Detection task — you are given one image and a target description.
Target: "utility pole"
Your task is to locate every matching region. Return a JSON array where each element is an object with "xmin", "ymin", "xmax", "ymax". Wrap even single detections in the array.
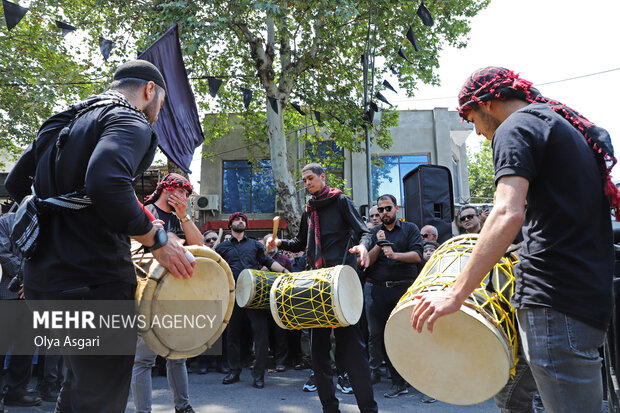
[{"xmin": 362, "ymin": 8, "xmax": 376, "ymax": 211}]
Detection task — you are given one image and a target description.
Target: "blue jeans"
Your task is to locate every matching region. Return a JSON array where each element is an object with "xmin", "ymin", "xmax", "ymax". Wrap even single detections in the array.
[
  {"xmin": 131, "ymin": 338, "xmax": 189, "ymax": 412},
  {"xmin": 517, "ymin": 307, "xmax": 605, "ymax": 413}
]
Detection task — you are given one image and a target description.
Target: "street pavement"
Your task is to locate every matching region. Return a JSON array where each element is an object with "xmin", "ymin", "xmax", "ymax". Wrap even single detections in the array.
[{"xmin": 16, "ymin": 366, "xmax": 499, "ymax": 412}]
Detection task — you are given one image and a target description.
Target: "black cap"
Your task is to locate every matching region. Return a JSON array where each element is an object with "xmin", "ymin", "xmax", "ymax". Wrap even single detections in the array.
[{"xmin": 113, "ymin": 60, "xmax": 166, "ymax": 91}]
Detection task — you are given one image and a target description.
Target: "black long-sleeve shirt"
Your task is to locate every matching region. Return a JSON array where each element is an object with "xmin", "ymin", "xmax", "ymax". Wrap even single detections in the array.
[
  {"xmin": 215, "ymin": 235, "xmax": 275, "ymax": 279},
  {"xmin": 366, "ymin": 220, "xmax": 423, "ymax": 282},
  {"xmin": 280, "ymin": 193, "xmax": 371, "ymax": 269},
  {"xmin": 6, "ymin": 95, "xmax": 158, "ymax": 292}
]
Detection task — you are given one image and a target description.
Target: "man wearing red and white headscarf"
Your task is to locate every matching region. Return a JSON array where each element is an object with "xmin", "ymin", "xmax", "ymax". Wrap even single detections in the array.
[
  {"xmin": 411, "ymin": 67, "xmax": 615, "ymax": 413},
  {"xmin": 142, "ymin": 173, "xmax": 202, "ymax": 245},
  {"xmin": 133, "ymin": 173, "xmax": 203, "ymax": 413}
]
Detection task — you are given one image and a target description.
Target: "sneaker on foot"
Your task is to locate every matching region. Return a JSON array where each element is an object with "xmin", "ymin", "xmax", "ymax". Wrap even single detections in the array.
[
  {"xmin": 302, "ymin": 371, "xmax": 317, "ymax": 392},
  {"xmin": 384, "ymin": 384, "xmax": 408, "ymax": 398},
  {"xmin": 175, "ymin": 405, "xmax": 195, "ymax": 413},
  {"xmin": 337, "ymin": 373, "xmax": 353, "ymax": 394}
]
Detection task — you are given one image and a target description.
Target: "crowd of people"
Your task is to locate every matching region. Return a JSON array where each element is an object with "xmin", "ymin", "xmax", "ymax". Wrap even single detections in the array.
[{"xmin": 0, "ymin": 60, "xmax": 614, "ymax": 413}]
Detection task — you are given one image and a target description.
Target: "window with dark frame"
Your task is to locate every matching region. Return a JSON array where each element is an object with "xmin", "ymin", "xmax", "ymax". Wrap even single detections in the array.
[
  {"xmin": 222, "ymin": 160, "xmax": 276, "ymax": 213},
  {"xmin": 371, "ymin": 155, "xmax": 430, "ymax": 205}
]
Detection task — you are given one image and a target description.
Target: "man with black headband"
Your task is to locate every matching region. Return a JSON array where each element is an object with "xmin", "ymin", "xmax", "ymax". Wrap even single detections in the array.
[
  {"xmin": 267, "ymin": 163, "xmax": 377, "ymax": 413},
  {"xmin": 5, "ymin": 59, "xmax": 195, "ymax": 412},
  {"xmin": 215, "ymin": 212, "xmax": 288, "ymax": 389},
  {"xmin": 411, "ymin": 66, "xmax": 615, "ymax": 413}
]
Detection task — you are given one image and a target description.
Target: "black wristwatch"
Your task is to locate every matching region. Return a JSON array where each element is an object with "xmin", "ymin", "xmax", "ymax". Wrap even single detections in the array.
[{"xmin": 149, "ymin": 228, "xmax": 168, "ymax": 251}]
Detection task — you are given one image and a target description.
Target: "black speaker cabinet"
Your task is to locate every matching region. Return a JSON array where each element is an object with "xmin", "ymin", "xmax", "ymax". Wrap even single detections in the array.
[{"xmin": 402, "ymin": 165, "xmax": 454, "ymax": 243}]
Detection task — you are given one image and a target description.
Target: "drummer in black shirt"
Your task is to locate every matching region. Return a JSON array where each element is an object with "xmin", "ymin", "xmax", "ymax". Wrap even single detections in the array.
[
  {"xmin": 268, "ymin": 163, "xmax": 378, "ymax": 413},
  {"xmin": 216, "ymin": 212, "xmax": 287, "ymax": 389},
  {"xmin": 365, "ymin": 194, "xmax": 423, "ymax": 397}
]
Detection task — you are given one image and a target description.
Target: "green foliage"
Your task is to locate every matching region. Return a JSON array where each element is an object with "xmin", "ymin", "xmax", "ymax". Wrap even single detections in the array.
[
  {"xmin": 0, "ymin": 0, "xmax": 490, "ymax": 213},
  {"xmin": 467, "ymin": 138, "xmax": 495, "ymax": 203}
]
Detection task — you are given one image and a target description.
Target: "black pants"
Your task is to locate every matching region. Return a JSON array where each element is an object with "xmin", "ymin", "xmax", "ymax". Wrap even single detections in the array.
[
  {"xmin": 25, "ymin": 282, "xmax": 136, "ymax": 413},
  {"xmin": 365, "ymin": 283, "xmax": 409, "ymax": 386},
  {"xmin": 0, "ymin": 298, "xmax": 36, "ymax": 401},
  {"xmin": 226, "ymin": 304, "xmax": 269, "ymax": 378},
  {"xmin": 311, "ymin": 324, "xmax": 377, "ymax": 413}
]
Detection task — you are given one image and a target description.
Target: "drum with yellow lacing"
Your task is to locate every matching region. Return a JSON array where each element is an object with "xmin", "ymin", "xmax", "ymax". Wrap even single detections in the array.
[
  {"xmin": 236, "ymin": 269, "xmax": 281, "ymax": 309},
  {"xmin": 384, "ymin": 234, "xmax": 518, "ymax": 405},
  {"xmin": 269, "ymin": 265, "xmax": 363, "ymax": 330},
  {"xmin": 134, "ymin": 245, "xmax": 235, "ymax": 359}
]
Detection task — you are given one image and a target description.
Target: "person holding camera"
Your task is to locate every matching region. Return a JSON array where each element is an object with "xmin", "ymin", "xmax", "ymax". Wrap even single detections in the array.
[{"xmin": 0, "ymin": 213, "xmax": 42, "ymax": 408}]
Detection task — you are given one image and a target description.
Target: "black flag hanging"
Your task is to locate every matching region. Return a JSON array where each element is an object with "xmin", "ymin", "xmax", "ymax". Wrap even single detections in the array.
[
  {"xmin": 55, "ymin": 20, "xmax": 76, "ymax": 37},
  {"xmin": 3, "ymin": 0, "xmax": 28, "ymax": 31},
  {"xmin": 417, "ymin": 2, "xmax": 434, "ymax": 27},
  {"xmin": 382, "ymin": 80, "xmax": 397, "ymax": 93},
  {"xmin": 389, "ymin": 65, "xmax": 399, "ymax": 76},
  {"xmin": 406, "ymin": 27, "xmax": 420, "ymax": 52},
  {"xmin": 138, "ymin": 24, "xmax": 204, "ymax": 174},
  {"xmin": 268, "ymin": 96, "xmax": 279, "ymax": 114},
  {"xmin": 398, "ymin": 47, "xmax": 411, "ymax": 63},
  {"xmin": 99, "ymin": 37, "xmax": 116, "ymax": 62},
  {"xmin": 314, "ymin": 110, "xmax": 322, "ymax": 125},
  {"xmin": 376, "ymin": 92, "xmax": 393, "ymax": 107},
  {"xmin": 207, "ymin": 77, "xmax": 223, "ymax": 98},
  {"xmin": 291, "ymin": 102, "xmax": 306, "ymax": 116},
  {"xmin": 241, "ymin": 88, "xmax": 253, "ymax": 109}
]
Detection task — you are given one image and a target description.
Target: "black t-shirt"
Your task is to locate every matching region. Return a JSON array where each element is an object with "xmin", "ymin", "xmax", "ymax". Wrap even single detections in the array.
[
  {"xmin": 146, "ymin": 204, "xmax": 184, "ymax": 240},
  {"xmin": 493, "ymin": 103, "xmax": 614, "ymax": 330},
  {"xmin": 366, "ymin": 220, "xmax": 423, "ymax": 282}
]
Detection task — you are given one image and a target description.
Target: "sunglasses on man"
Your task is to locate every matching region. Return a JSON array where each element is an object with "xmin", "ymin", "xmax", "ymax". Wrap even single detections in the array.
[
  {"xmin": 459, "ymin": 214, "xmax": 477, "ymax": 222},
  {"xmin": 377, "ymin": 205, "xmax": 394, "ymax": 213},
  {"xmin": 205, "ymin": 236, "xmax": 218, "ymax": 242}
]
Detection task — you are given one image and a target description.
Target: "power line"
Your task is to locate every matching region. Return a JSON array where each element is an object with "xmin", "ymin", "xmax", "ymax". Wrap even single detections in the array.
[{"xmin": 392, "ymin": 67, "xmax": 620, "ymax": 104}]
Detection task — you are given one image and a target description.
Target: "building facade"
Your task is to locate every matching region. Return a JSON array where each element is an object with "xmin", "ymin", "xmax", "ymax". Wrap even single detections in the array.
[{"xmin": 197, "ymin": 108, "xmax": 472, "ymax": 235}]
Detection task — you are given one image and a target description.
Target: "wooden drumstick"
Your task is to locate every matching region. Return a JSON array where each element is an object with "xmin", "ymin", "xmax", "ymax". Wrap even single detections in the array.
[{"xmin": 266, "ymin": 216, "xmax": 280, "ymax": 255}]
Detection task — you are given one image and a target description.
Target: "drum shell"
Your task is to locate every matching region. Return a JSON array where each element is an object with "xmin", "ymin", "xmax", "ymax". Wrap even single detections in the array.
[
  {"xmin": 269, "ymin": 265, "xmax": 363, "ymax": 330},
  {"xmin": 236, "ymin": 269, "xmax": 281, "ymax": 309},
  {"xmin": 384, "ymin": 234, "xmax": 517, "ymax": 405},
  {"xmin": 134, "ymin": 245, "xmax": 235, "ymax": 359}
]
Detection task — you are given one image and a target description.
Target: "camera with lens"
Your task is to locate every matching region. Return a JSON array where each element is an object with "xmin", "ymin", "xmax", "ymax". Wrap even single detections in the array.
[{"xmin": 8, "ymin": 273, "xmax": 23, "ymax": 293}]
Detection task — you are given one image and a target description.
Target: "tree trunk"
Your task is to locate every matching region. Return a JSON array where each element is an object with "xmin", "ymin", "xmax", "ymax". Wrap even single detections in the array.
[
  {"xmin": 167, "ymin": 158, "xmax": 189, "ymax": 179},
  {"xmin": 266, "ymin": 98, "xmax": 301, "ymax": 236}
]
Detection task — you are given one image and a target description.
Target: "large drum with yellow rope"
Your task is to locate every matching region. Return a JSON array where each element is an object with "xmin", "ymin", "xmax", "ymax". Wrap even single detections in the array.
[
  {"xmin": 269, "ymin": 265, "xmax": 363, "ymax": 330},
  {"xmin": 384, "ymin": 234, "xmax": 518, "ymax": 405},
  {"xmin": 236, "ymin": 269, "xmax": 281, "ymax": 309},
  {"xmin": 134, "ymin": 245, "xmax": 235, "ymax": 359}
]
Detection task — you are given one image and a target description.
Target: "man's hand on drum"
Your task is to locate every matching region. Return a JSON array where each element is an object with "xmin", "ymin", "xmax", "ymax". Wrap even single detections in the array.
[
  {"xmin": 350, "ymin": 244, "xmax": 369, "ymax": 268},
  {"xmin": 151, "ymin": 233, "xmax": 196, "ymax": 279},
  {"xmin": 410, "ymin": 291, "xmax": 462, "ymax": 333}
]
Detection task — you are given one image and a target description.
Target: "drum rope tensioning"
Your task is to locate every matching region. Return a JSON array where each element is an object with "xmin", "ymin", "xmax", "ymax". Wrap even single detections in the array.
[{"xmin": 384, "ymin": 234, "xmax": 519, "ymax": 405}]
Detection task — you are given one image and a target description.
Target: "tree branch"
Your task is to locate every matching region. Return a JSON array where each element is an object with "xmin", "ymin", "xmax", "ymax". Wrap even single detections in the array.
[{"xmin": 234, "ymin": 21, "xmax": 277, "ymax": 95}]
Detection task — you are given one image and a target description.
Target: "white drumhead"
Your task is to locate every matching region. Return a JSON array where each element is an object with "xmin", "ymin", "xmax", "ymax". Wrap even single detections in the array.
[
  {"xmin": 235, "ymin": 269, "xmax": 255, "ymax": 308},
  {"xmin": 384, "ymin": 300, "xmax": 511, "ymax": 405},
  {"xmin": 152, "ymin": 256, "xmax": 231, "ymax": 352},
  {"xmin": 332, "ymin": 265, "xmax": 363, "ymax": 326}
]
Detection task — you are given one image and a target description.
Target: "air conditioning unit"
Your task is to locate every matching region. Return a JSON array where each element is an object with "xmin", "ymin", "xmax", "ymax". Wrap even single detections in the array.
[{"xmin": 195, "ymin": 194, "xmax": 220, "ymax": 211}]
